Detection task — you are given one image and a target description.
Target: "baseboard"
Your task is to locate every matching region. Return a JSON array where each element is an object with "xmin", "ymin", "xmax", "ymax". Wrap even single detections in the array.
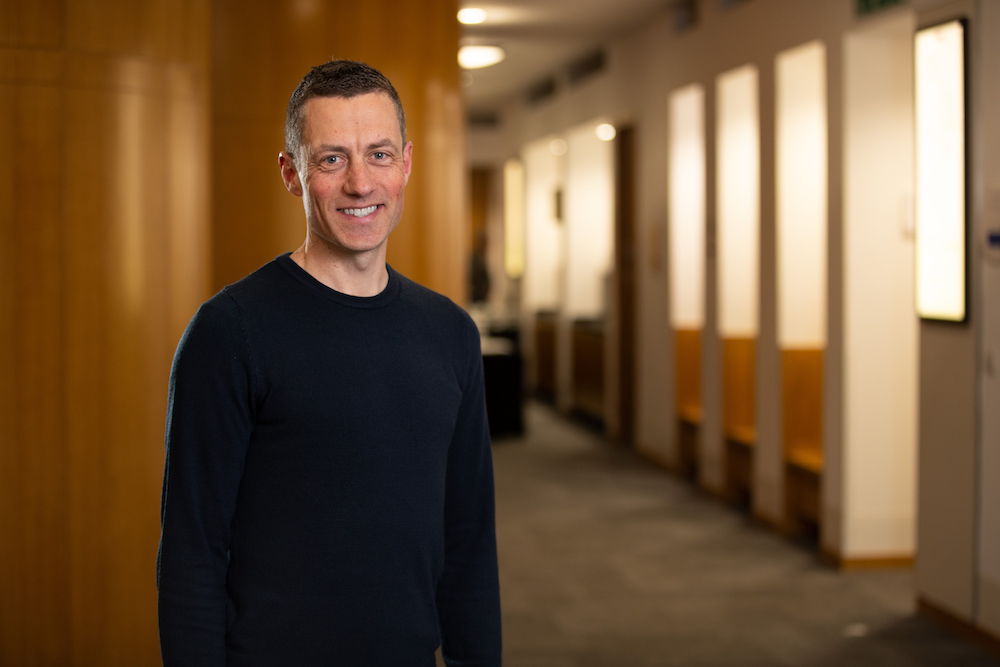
[
  {"xmin": 699, "ymin": 480, "xmax": 728, "ymax": 502},
  {"xmin": 636, "ymin": 445, "xmax": 677, "ymax": 473},
  {"xmin": 918, "ymin": 597, "xmax": 1000, "ymax": 658},
  {"xmin": 820, "ymin": 549, "xmax": 914, "ymax": 571},
  {"xmin": 750, "ymin": 510, "xmax": 787, "ymax": 535}
]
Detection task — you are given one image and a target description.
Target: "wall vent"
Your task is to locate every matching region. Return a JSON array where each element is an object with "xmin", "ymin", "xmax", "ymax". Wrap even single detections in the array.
[
  {"xmin": 567, "ymin": 50, "xmax": 606, "ymax": 85},
  {"xmin": 526, "ymin": 77, "xmax": 558, "ymax": 105}
]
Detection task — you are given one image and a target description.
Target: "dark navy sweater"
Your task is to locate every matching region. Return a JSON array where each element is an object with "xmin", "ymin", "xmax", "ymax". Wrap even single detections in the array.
[{"xmin": 157, "ymin": 255, "xmax": 502, "ymax": 666}]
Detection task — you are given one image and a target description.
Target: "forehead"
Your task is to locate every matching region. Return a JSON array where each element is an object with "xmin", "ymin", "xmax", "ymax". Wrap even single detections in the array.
[{"xmin": 300, "ymin": 92, "xmax": 401, "ymax": 146}]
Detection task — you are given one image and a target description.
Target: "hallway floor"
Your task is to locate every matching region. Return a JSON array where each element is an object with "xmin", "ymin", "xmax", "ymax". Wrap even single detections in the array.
[{"xmin": 489, "ymin": 402, "xmax": 1000, "ymax": 667}]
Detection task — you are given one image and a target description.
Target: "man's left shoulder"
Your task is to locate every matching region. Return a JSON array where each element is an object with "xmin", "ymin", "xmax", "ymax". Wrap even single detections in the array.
[{"xmin": 393, "ymin": 269, "xmax": 477, "ymax": 333}]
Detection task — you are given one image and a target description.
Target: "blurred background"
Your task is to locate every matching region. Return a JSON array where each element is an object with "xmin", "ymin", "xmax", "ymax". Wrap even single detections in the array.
[{"xmin": 1, "ymin": 0, "xmax": 999, "ymax": 664}]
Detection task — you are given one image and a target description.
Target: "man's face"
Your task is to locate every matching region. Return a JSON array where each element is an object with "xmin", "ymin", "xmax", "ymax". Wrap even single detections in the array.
[{"xmin": 282, "ymin": 93, "xmax": 412, "ymax": 257}]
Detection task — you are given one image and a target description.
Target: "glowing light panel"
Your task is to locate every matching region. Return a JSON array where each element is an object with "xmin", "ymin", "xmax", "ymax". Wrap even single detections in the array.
[
  {"xmin": 668, "ymin": 84, "xmax": 706, "ymax": 329},
  {"xmin": 716, "ymin": 65, "xmax": 760, "ymax": 337},
  {"xmin": 458, "ymin": 7, "xmax": 486, "ymax": 24},
  {"xmin": 458, "ymin": 45, "xmax": 505, "ymax": 69},
  {"xmin": 503, "ymin": 158, "xmax": 525, "ymax": 279},
  {"xmin": 776, "ymin": 41, "xmax": 828, "ymax": 349},
  {"xmin": 915, "ymin": 21, "xmax": 965, "ymax": 321}
]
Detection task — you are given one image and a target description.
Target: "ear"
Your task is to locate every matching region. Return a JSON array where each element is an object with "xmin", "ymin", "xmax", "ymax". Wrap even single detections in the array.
[
  {"xmin": 402, "ymin": 141, "xmax": 413, "ymax": 186},
  {"xmin": 278, "ymin": 152, "xmax": 303, "ymax": 197}
]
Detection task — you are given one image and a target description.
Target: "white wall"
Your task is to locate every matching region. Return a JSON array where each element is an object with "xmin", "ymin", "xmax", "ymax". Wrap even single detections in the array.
[
  {"xmin": 776, "ymin": 41, "xmax": 828, "ymax": 350},
  {"xmin": 716, "ymin": 65, "xmax": 760, "ymax": 338},
  {"xmin": 522, "ymin": 137, "xmax": 564, "ymax": 312},
  {"xmin": 977, "ymin": 0, "xmax": 1000, "ymax": 639},
  {"xmin": 668, "ymin": 84, "xmax": 706, "ymax": 330},
  {"xmin": 841, "ymin": 11, "xmax": 918, "ymax": 559},
  {"xmin": 914, "ymin": 0, "xmax": 979, "ymax": 624},
  {"xmin": 565, "ymin": 122, "xmax": 616, "ymax": 318}
]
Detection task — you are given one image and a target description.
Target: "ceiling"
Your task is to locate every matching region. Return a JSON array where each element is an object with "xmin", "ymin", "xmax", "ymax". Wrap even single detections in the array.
[{"xmin": 459, "ymin": 0, "xmax": 668, "ymax": 112}]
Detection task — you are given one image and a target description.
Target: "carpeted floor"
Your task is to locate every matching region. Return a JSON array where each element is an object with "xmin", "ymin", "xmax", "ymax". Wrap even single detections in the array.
[{"xmin": 484, "ymin": 402, "xmax": 1000, "ymax": 667}]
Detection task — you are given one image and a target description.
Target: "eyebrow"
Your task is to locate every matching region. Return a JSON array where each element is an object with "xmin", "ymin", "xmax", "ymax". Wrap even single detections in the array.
[{"xmin": 314, "ymin": 139, "xmax": 398, "ymax": 154}]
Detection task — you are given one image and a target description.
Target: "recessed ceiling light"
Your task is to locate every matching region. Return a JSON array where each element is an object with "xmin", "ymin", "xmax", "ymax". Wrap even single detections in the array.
[
  {"xmin": 596, "ymin": 123, "xmax": 617, "ymax": 141},
  {"xmin": 458, "ymin": 8, "xmax": 487, "ymax": 24},
  {"xmin": 458, "ymin": 45, "xmax": 505, "ymax": 69}
]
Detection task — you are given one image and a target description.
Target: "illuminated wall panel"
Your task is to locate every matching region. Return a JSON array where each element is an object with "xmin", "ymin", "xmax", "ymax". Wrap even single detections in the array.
[
  {"xmin": 503, "ymin": 158, "xmax": 526, "ymax": 279},
  {"xmin": 776, "ymin": 41, "xmax": 828, "ymax": 349},
  {"xmin": 915, "ymin": 20, "xmax": 966, "ymax": 322},
  {"xmin": 668, "ymin": 84, "xmax": 706, "ymax": 329},
  {"xmin": 716, "ymin": 65, "xmax": 760, "ymax": 338},
  {"xmin": 522, "ymin": 137, "xmax": 564, "ymax": 310},
  {"xmin": 565, "ymin": 122, "xmax": 615, "ymax": 318}
]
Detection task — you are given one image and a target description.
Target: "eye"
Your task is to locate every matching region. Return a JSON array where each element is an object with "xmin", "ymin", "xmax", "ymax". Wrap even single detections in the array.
[
  {"xmin": 372, "ymin": 152, "xmax": 386, "ymax": 160},
  {"xmin": 323, "ymin": 155, "xmax": 340, "ymax": 165}
]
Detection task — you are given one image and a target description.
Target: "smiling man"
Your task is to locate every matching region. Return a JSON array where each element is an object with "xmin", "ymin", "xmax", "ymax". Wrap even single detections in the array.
[{"xmin": 157, "ymin": 61, "xmax": 502, "ymax": 666}]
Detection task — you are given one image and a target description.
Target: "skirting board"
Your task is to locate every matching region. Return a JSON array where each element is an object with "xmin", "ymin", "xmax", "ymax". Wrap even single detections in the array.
[
  {"xmin": 820, "ymin": 549, "xmax": 914, "ymax": 571},
  {"xmin": 918, "ymin": 597, "xmax": 1000, "ymax": 658},
  {"xmin": 636, "ymin": 444, "xmax": 678, "ymax": 474}
]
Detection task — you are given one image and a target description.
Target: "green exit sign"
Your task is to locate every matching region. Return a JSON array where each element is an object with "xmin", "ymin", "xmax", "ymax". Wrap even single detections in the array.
[{"xmin": 857, "ymin": 0, "xmax": 904, "ymax": 16}]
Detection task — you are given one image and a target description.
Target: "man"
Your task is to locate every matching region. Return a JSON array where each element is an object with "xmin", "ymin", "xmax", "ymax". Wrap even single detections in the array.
[{"xmin": 157, "ymin": 60, "xmax": 502, "ymax": 666}]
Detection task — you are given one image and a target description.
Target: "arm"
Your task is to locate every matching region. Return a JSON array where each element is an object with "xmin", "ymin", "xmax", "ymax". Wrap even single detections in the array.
[
  {"xmin": 437, "ymin": 323, "xmax": 503, "ymax": 666},
  {"xmin": 157, "ymin": 293, "xmax": 257, "ymax": 666}
]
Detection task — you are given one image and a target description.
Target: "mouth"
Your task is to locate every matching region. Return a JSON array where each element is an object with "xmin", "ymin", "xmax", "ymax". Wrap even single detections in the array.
[{"xmin": 340, "ymin": 205, "xmax": 379, "ymax": 217}]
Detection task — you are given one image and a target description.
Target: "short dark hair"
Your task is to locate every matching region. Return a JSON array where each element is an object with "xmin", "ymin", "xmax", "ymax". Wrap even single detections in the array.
[{"xmin": 284, "ymin": 60, "xmax": 406, "ymax": 159}]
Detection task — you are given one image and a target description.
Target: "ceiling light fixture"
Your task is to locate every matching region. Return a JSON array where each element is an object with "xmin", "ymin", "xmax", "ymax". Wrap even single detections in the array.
[
  {"xmin": 458, "ymin": 8, "xmax": 487, "ymax": 24},
  {"xmin": 458, "ymin": 45, "xmax": 505, "ymax": 69},
  {"xmin": 596, "ymin": 123, "xmax": 617, "ymax": 141}
]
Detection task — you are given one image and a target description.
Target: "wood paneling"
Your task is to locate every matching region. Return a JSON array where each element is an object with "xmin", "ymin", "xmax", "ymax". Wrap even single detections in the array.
[
  {"xmin": 535, "ymin": 311, "xmax": 557, "ymax": 400},
  {"xmin": 572, "ymin": 319, "xmax": 605, "ymax": 420},
  {"xmin": 723, "ymin": 338, "xmax": 755, "ymax": 505},
  {"xmin": 0, "ymin": 77, "xmax": 71, "ymax": 667},
  {"xmin": 782, "ymin": 348, "xmax": 823, "ymax": 465},
  {"xmin": 675, "ymin": 328, "xmax": 702, "ymax": 423},
  {"xmin": 0, "ymin": 2, "xmax": 211, "ymax": 664},
  {"xmin": 615, "ymin": 126, "xmax": 636, "ymax": 445},
  {"xmin": 675, "ymin": 328, "xmax": 702, "ymax": 479},
  {"xmin": 782, "ymin": 348, "xmax": 824, "ymax": 534},
  {"xmin": 723, "ymin": 337, "xmax": 755, "ymax": 444},
  {"xmin": 211, "ymin": 0, "xmax": 465, "ymax": 302}
]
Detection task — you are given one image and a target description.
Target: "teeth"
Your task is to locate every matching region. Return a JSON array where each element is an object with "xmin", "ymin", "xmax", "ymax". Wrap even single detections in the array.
[{"xmin": 343, "ymin": 206, "xmax": 377, "ymax": 217}]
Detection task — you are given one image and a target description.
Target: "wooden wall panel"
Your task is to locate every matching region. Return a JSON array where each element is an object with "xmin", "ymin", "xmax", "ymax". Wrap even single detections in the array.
[
  {"xmin": 0, "ymin": 0, "xmax": 63, "ymax": 48},
  {"xmin": 572, "ymin": 321, "xmax": 605, "ymax": 420},
  {"xmin": 0, "ymin": 78, "xmax": 72, "ymax": 667},
  {"xmin": 211, "ymin": 0, "xmax": 465, "ymax": 302},
  {"xmin": 675, "ymin": 328, "xmax": 702, "ymax": 422},
  {"xmin": 782, "ymin": 348, "xmax": 824, "ymax": 468},
  {"xmin": 0, "ymin": 2, "xmax": 211, "ymax": 665},
  {"xmin": 723, "ymin": 337, "xmax": 755, "ymax": 443}
]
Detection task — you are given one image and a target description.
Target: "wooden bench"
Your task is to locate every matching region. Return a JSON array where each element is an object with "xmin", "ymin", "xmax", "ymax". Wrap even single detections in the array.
[
  {"xmin": 782, "ymin": 348, "xmax": 824, "ymax": 536},
  {"xmin": 675, "ymin": 329, "xmax": 701, "ymax": 479},
  {"xmin": 723, "ymin": 338, "xmax": 756, "ymax": 506}
]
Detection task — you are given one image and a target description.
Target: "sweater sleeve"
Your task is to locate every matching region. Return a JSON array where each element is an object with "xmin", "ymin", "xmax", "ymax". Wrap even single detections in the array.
[
  {"xmin": 437, "ymin": 322, "xmax": 503, "ymax": 666},
  {"xmin": 157, "ymin": 292, "xmax": 257, "ymax": 666}
]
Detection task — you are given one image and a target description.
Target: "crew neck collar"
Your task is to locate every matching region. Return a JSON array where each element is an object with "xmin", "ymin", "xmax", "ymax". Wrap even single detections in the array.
[{"xmin": 275, "ymin": 252, "xmax": 400, "ymax": 309}]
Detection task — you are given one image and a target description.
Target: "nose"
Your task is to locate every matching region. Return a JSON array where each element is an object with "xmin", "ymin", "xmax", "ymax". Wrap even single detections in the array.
[{"xmin": 344, "ymin": 160, "xmax": 375, "ymax": 197}]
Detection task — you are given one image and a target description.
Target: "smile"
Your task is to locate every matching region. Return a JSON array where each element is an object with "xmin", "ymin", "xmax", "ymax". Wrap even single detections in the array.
[{"xmin": 341, "ymin": 205, "xmax": 378, "ymax": 217}]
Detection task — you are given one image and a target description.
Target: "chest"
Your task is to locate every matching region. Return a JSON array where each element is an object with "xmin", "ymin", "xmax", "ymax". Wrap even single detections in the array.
[{"xmin": 248, "ymin": 309, "xmax": 465, "ymax": 465}]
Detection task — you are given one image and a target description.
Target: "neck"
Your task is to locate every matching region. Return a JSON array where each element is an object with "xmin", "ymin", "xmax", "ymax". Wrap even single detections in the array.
[{"xmin": 290, "ymin": 238, "xmax": 389, "ymax": 297}]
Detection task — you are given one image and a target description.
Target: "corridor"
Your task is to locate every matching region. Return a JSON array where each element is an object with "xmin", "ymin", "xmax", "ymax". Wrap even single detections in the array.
[{"xmin": 490, "ymin": 404, "xmax": 1000, "ymax": 667}]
